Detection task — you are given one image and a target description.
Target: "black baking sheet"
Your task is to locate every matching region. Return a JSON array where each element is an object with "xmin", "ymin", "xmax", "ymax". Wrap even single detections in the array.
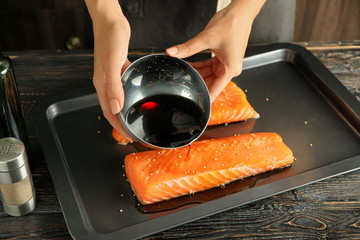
[{"xmin": 33, "ymin": 43, "xmax": 360, "ymax": 240}]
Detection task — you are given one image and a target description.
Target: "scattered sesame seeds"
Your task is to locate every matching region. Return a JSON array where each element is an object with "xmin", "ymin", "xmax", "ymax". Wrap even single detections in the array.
[
  {"xmin": 121, "ymin": 194, "xmax": 124, "ymax": 197},
  {"xmin": 244, "ymin": 89, "xmax": 248, "ymax": 92},
  {"xmin": 97, "ymin": 130, "xmax": 101, "ymax": 134},
  {"xmin": 265, "ymin": 98, "xmax": 269, "ymax": 101},
  {"xmin": 309, "ymin": 143, "xmax": 313, "ymax": 147},
  {"xmin": 304, "ymin": 121, "xmax": 308, "ymax": 125},
  {"xmin": 119, "ymin": 209, "xmax": 123, "ymax": 213}
]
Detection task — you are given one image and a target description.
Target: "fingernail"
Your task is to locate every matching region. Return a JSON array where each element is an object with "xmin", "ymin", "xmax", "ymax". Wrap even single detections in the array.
[
  {"xmin": 110, "ymin": 99, "xmax": 121, "ymax": 114},
  {"xmin": 167, "ymin": 46, "xmax": 178, "ymax": 55}
]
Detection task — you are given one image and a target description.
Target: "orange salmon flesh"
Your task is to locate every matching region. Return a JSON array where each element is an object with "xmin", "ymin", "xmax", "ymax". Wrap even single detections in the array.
[
  {"xmin": 113, "ymin": 81, "xmax": 259, "ymax": 144},
  {"xmin": 125, "ymin": 133, "xmax": 295, "ymax": 205}
]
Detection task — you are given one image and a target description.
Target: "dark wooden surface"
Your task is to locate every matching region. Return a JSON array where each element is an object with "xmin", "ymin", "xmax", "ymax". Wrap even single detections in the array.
[
  {"xmin": 295, "ymin": 0, "xmax": 360, "ymax": 42},
  {"xmin": 0, "ymin": 42, "xmax": 359, "ymax": 239}
]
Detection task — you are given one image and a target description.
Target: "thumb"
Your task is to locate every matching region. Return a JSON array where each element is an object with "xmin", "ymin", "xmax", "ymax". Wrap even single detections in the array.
[{"xmin": 166, "ymin": 32, "xmax": 209, "ymax": 59}]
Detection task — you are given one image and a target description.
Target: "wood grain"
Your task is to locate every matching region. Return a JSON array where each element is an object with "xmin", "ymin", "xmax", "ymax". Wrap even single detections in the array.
[
  {"xmin": 295, "ymin": 0, "xmax": 360, "ymax": 42},
  {"xmin": 0, "ymin": 43, "xmax": 359, "ymax": 239}
]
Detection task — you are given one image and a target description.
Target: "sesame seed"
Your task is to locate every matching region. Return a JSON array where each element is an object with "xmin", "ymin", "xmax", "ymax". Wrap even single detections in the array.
[{"xmin": 119, "ymin": 209, "xmax": 123, "ymax": 213}]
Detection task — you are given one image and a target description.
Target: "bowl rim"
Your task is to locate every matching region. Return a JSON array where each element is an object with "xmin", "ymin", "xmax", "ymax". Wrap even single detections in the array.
[{"xmin": 119, "ymin": 53, "xmax": 211, "ymax": 149}]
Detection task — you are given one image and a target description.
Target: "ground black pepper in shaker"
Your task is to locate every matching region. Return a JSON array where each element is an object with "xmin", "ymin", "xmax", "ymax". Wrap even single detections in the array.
[{"xmin": 0, "ymin": 137, "xmax": 35, "ymax": 216}]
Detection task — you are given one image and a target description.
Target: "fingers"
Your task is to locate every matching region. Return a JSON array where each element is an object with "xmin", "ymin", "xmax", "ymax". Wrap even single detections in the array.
[
  {"xmin": 166, "ymin": 31, "xmax": 209, "ymax": 59},
  {"xmin": 106, "ymin": 112, "xmax": 134, "ymax": 141},
  {"xmin": 187, "ymin": 60, "xmax": 213, "ymax": 80},
  {"xmin": 207, "ymin": 73, "xmax": 231, "ymax": 102},
  {"xmin": 94, "ymin": 76, "xmax": 133, "ymax": 141},
  {"xmin": 105, "ymin": 53, "xmax": 127, "ymax": 114},
  {"xmin": 121, "ymin": 58, "xmax": 131, "ymax": 75}
]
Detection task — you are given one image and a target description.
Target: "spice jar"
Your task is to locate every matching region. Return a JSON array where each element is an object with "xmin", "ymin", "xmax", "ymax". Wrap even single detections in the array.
[{"xmin": 0, "ymin": 137, "xmax": 35, "ymax": 216}]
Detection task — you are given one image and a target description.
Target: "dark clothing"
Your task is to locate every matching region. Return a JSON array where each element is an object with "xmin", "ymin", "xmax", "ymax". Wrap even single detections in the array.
[{"xmin": 120, "ymin": 0, "xmax": 295, "ymax": 49}]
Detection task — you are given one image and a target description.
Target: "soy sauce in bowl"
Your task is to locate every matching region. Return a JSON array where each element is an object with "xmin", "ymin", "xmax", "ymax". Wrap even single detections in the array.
[
  {"xmin": 119, "ymin": 54, "xmax": 211, "ymax": 149},
  {"xmin": 126, "ymin": 94, "xmax": 206, "ymax": 148}
]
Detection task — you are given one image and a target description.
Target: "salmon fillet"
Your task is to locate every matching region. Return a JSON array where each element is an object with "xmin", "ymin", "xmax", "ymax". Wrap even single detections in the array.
[
  {"xmin": 125, "ymin": 133, "xmax": 294, "ymax": 205},
  {"xmin": 113, "ymin": 81, "xmax": 259, "ymax": 144},
  {"xmin": 208, "ymin": 81, "xmax": 259, "ymax": 126}
]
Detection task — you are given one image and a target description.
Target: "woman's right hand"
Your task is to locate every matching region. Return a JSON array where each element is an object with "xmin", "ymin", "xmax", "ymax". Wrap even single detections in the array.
[{"xmin": 85, "ymin": 0, "xmax": 133, "ymax": 141}]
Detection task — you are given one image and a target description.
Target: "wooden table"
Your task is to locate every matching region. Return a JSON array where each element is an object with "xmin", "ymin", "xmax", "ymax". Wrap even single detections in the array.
[{"xmin": 1, "ymin": 41, "xmax": 359, "ymax": 239}]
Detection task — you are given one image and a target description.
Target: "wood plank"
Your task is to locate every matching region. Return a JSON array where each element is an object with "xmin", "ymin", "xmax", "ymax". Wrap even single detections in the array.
[{"xmin": 295, "ymin": 0, "xmax": 360, "ymax": 42}]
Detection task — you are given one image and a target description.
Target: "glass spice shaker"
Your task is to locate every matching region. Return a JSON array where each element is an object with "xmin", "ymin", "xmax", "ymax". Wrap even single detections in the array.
[
  {"xmin": 0, "ymin": 53, "xmax": 28, "ymax": 146},
  {"xmin": 0, "ymin": 137, "xmax": 35, "ymax": 216}
]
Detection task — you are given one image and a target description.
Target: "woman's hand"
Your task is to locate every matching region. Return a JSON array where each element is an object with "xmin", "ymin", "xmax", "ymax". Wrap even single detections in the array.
[
  {"xmin": 166, "ymin": 0, "xmax": 266, "ymax": 102},
  {"xmin": 85, "ymin": 0, "xmax": 133, "ymax": 140}
]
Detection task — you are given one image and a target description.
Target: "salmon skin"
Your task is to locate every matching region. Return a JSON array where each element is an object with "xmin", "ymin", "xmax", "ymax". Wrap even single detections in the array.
[
  {"xmin": 125, "ymin": 133, "xmax": 294, "ymax": 205},
  {"xmin": 113, "ymin": 81, "xmax": 259, "ymax": 144}
]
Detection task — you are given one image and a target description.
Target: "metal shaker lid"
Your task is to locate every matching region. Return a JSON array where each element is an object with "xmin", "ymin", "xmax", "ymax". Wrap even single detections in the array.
[{"xmin": 0, "ymin": 137, "xmax": 26, "ymax": 172}]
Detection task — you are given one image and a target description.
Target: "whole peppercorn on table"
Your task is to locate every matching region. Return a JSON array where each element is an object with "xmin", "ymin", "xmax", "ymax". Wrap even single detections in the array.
[{"xmin": 1, "ymin": 41, "xmax": 360, "ymax": 239}]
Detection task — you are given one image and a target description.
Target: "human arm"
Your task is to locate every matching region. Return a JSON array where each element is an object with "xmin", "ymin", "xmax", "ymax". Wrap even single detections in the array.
[
  {"xmin": 85, "ymin": 0, "xmax": 133, "ymax": 140},
  {"xmin": 166, "ymin": 0, "xmax": 266, "ymax": 102}
]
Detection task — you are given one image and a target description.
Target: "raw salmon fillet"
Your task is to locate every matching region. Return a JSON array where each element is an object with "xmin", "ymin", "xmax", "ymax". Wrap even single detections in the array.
[
  {"xmin": 113, "ymin": 81, "xmax": 259, "ymax": 144},
  {"xmin": 125, "ymin": 132, "xmax": 294, "ymax": 205},
  {"xmin": 208, "ymin": 81, "xmax": 259, "ymax": 126}
]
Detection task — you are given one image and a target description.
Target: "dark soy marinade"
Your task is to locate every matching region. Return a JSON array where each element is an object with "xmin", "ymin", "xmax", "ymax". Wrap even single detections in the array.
[{"xmin": 126, "ymin": 95, "xmax": 206, "ymax": 148}]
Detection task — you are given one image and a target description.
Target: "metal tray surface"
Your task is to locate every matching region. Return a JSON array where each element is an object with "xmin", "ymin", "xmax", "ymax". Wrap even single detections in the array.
[{"xmin": 32, "ymin": 43, "xmax": 360, "ymax": 240}]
